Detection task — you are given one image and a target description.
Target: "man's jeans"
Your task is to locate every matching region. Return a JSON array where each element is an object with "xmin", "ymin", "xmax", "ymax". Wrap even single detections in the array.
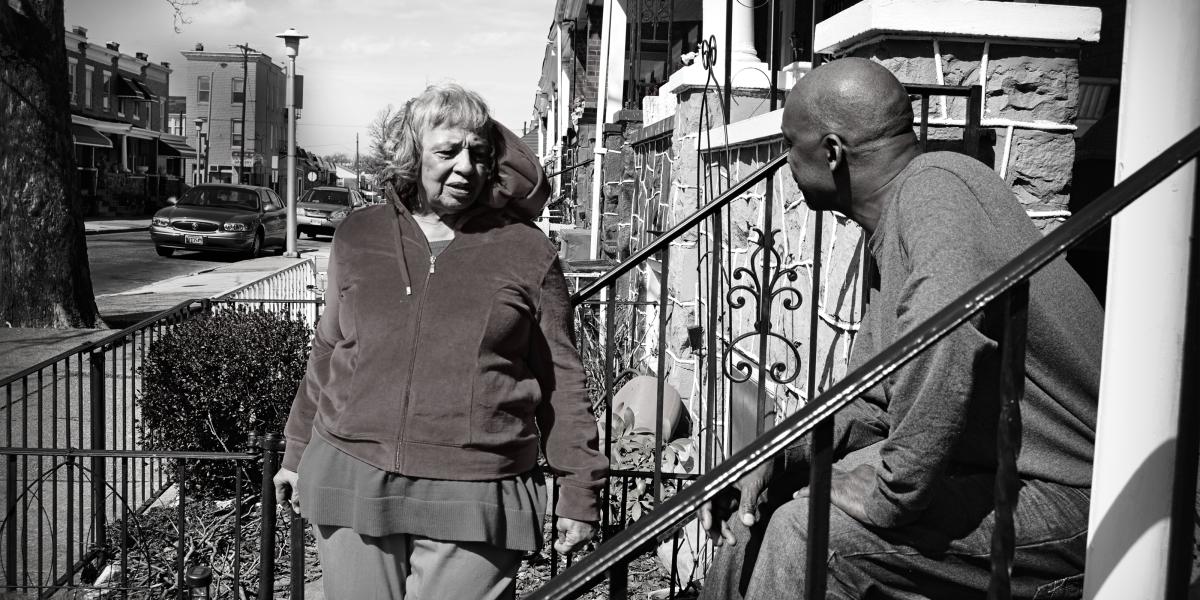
[{"xmin": 698, "ymin": 447, "xmax": 1089, "ymax": 600}]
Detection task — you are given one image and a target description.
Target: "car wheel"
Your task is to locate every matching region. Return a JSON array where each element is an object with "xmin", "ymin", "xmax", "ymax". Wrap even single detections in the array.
[
  {"xmin": 155, "ymin": 246, "xmax": 174, "ymax": 257},
  {"xmin": 246, "ymin": 231, "xmax": 263, "ymax": 259}
]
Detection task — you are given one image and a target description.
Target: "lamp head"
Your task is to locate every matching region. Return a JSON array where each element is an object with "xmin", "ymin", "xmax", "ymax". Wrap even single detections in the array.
[{"xmin": 275, "ymin": 28, "xmax": 308, "ymax": 58}]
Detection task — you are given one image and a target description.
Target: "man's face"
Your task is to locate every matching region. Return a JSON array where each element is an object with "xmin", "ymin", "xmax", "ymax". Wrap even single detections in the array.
[{"xmin": 781, "ymin": 106, "xmax": 838, "ymax": 212}]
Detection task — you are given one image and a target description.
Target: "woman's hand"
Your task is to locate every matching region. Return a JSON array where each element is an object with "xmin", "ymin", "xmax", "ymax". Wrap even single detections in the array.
[
  {"xmin": 553, "ymin": 517, "xmax": 595, "ymax": 554},
  {"xmin": 273, "ymin": 467, "xmax": 301, "ymax": 515}
]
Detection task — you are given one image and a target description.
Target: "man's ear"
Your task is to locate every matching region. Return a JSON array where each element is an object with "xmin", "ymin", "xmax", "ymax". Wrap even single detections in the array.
[{"xmin": 821, "ymin": 133, "xmax": 845, "ymax": 173}]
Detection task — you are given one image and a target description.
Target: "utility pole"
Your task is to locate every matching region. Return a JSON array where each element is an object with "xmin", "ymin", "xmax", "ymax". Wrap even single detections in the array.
[
  {"xmin": 354, "ymin": 133, "xmax": 359, "ymax": 189},
  {"xmin": 232, "ymin": 43, "xmax": 260, "ymax": 184}
]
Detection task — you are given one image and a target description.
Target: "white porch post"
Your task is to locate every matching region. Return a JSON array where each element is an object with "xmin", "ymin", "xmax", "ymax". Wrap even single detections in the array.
[
  {"xmin": 589, "ymin": 0, "xmax": 627, "ymax": 260},
  {"xmin": 1084, "ymin": 0, "xmax": 1200, "ymax": 597},
  {"xmin": 729, "ymin": 0, "xmax": 759, "ymax": 64}
]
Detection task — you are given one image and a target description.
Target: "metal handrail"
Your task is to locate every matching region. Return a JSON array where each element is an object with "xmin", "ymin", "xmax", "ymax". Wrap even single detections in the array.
[
  {"xmin": 531, "ymin": 125, "xmax": 1200, "ymax": 599},
  {"xmin": 570, "ymin": 153, "xmax": 789, "ymax": 305}
]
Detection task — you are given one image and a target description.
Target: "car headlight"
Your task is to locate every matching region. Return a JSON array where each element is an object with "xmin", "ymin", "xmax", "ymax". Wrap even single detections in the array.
[
  {"xmin": 223, "ymin": 222, "xmax": 251, "ymax": 232},
  {"xmin": 152, "ymin": 216, "xmax": 170, "ymax": 227},
  {"xmin": 331, "ymin": 210, "xmax": 349, "ymax": 220}
]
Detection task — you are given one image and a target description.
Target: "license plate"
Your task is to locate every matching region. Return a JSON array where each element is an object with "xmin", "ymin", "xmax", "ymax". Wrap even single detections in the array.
[{"xmin": 185, "ymin": 235, "xmax": 203, "ymax": 245}]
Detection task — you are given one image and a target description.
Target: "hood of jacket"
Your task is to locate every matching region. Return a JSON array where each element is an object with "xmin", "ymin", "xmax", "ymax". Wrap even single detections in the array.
[{"xmin": 482, "ymin": 120, "xmax": 550, "ymax": 220}]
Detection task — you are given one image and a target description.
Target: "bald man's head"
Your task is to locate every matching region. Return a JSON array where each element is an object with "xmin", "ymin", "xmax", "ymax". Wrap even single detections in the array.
[
  {"xmin": 784, "ymin": 58, "xmax": 914, "ymax": 152},
  {"xmin": 780, "ymin": 58, "xmax": 920, "ymax": 221}
]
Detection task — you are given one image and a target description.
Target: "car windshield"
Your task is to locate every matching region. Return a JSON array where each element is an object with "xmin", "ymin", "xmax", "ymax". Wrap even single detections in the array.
[
  {"xmin": 177, "ymin": 188, "xmax": 259, "ymax": 211},
  {"xmin": 301, "ymin": 189, "xmax": 350, "ymax": 206}
]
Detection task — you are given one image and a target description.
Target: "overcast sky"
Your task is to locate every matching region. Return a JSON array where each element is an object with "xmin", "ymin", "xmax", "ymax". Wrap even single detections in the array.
[{"xmin": 65, "ymin": 0, "xmax": 554, "ymax": 158}]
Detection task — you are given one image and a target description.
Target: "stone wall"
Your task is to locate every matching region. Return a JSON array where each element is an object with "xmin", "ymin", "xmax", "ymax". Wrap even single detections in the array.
[{"xmin": 848, "ymin": 39, "xmax": 1081, "ymax": 231}]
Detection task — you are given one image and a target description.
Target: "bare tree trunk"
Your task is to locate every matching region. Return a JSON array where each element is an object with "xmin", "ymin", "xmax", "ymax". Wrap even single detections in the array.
[{"xmin": 0, "ymin": 0, "xmax": 100, "ymax": 328}]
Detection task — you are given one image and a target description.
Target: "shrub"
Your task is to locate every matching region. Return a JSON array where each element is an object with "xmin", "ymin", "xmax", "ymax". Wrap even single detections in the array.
[{"xmin": 137, "ymin": 307, "xmax": 312, "ymax": 498}]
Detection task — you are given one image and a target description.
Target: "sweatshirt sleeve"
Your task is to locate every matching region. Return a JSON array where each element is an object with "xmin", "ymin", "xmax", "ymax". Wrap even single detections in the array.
[
  {"xmin": 531, "ymin": 257, "xmax": 608, "ymax": 522},
  {"xmin": 281, "ymin": 237, "xmax": 344, "ymax": 471},
  {"xmin": 859, "ymin": 167, "xmax": 1006, "ymax": 528},
  {"xmin": 781, "ymin": 314, "xmax": 889, "ymax": 475}
]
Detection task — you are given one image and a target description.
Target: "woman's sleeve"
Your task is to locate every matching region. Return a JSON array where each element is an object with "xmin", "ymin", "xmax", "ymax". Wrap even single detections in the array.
[
  {"xmin": 531, "ymin": 257, "xmax": 609, "ymax": 522},
  {"xmin": 281, "ymin": 237, "xmax": 344, "ymax": 471}
]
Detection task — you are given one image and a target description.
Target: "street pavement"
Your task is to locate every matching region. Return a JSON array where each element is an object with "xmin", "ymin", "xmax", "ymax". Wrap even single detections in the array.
[{"xmin": 1, "ymin": 218, "xmax": 330, "ymax": 381}]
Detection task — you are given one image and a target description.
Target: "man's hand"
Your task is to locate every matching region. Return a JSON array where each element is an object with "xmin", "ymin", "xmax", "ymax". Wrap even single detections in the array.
[
  {"xmin": 273, "ymin": 467, "xmax": 301, "ymax": 515},
  {"xmin": 698, "ymin": 459, "xmax": 774, "ymax": 546},
  {"xmin": 553, "ymin": 517, "xmax": 595, "ymax": 553},
  {"xmin": 795, "ymin": 463, "xmax": 875, "ymax": 523}
]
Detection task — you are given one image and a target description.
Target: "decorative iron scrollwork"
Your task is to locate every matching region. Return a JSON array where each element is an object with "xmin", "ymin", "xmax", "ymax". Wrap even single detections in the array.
[{"xmin": 724, "ymin": 226, "xmax": 803, "ymax": 385}]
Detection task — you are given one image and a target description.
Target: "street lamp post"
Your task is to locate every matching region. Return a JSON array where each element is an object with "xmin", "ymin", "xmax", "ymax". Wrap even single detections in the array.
[
  {"xmin": 193, "ymin": 117, "xmax": 204, "ymax": 186},
  {"xmin": 276, "ymin": 27, "xmax": 307, "ymax": 258}
]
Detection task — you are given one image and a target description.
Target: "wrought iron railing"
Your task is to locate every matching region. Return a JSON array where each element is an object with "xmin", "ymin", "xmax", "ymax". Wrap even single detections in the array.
[
  {"xmin": 552, "ymin": 83, "xmax": 989, "ymax": 598},
  {"xmin": 533, "ymin": 123, "xmax": 1200, "ymax": 599},
  {"xmin": 0, "ymin": 298, "xmax": 315, "ymax": 598}
]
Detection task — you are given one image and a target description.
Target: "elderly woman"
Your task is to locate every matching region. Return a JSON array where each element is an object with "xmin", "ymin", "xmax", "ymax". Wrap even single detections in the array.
[{"xmin": 274, "ymin": 83, "xmax": 607, "ymax": 599}]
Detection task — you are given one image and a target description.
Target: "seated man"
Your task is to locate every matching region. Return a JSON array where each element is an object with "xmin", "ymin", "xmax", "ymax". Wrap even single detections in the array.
[{"xmin": 698, "ymin": 58, "xmax": 1104, "ymax": 599}]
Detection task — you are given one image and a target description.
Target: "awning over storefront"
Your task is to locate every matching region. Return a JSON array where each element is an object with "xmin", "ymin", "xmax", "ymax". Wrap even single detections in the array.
[
  {"xmin": 132, "ymin": 79, "xmax": 158, "ymax": 100},
  {"xmin": 158, "ymin": 137, "xmax": 197, "ymax": 159},
  {"xmin": 71, "ymin": 123, "xmax": 112, "ymax": 148},
  {"xmin": 115, "ymin": 75, "xmax": 148, "ymax": 100}
]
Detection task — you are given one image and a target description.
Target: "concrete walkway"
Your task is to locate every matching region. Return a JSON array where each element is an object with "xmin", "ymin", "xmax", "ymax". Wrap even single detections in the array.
[
  {"xmin": 3, "ymin": 224, "xmax": 330, "ymax": 381},
  {"xmin": 84, "ymin": 217, "xmax": 150, "ymax": 235}
]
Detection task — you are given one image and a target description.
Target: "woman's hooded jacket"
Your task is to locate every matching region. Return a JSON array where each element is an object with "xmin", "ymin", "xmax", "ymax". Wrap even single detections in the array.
[{"xmin": 282, "ymin": 122, "xmax": 607, "ymax": 521}]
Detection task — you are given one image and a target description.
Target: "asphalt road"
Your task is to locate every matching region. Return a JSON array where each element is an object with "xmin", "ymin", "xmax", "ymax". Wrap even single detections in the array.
[{"xmin": 86, "ymin": 230, "xmax": 332, "ymax": 327}]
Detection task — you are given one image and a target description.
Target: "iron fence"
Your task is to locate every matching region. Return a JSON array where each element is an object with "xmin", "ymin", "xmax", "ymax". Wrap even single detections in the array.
[
  {"xmin": 1, "ymin": 298, "xmax": 317, "ymax": 598},
  {"xmin": 556, "ymin": 83, "xmax": 991, "ymax": 598}
]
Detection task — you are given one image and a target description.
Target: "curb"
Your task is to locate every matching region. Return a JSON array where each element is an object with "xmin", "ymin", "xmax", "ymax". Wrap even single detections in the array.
[{"xmin": 85, "ymin": 226, "xmax": 149, "ymax": 236}]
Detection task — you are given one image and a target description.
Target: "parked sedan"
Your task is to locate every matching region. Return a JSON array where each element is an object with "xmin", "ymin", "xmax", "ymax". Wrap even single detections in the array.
[
  {"xmin": 296, "ymin": 186, "xmax": 365, "ymax": 238},
  {"xmin": 150, "ymin": 184, "xmax": 288, "ymax": 258}
]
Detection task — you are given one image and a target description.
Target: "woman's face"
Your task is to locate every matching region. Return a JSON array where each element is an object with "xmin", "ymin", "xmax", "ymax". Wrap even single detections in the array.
[{"xmin": 418, "ymin": 124, "xmax": 492, "ymax": 216}]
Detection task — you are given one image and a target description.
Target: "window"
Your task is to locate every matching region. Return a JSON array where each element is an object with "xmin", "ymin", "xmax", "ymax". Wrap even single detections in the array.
[
  {"xmin": 68, "ymin": 59, "xmax": 77, "ymax": 104},
  {"xmin": 117, "ymin": 98, "xmax": 125, "ymax": 117},
  {"xmin": 198, "ymin": 75, "xmax": 210, "ymax": 103},
  {"xmin": 102, "ymin": 72, "xmax": 111, "ymax": 110},
  {"xmin": 232, "ymin": 77, "xmax": 244, "ymax": 104},
  {"xmin": 264, "ymin": 189, "xmax": 283, "ymax": 211},
  {"xmin": 168, "ymin": 115, "xmax": 183, "ymax": 136},
  {"xmin": 84, "ymin": 65, "xmax": 94, "ymax": 107},
  {"xmin": 231, "ymin": 119, "xmax": 243, "ymax": 147}
]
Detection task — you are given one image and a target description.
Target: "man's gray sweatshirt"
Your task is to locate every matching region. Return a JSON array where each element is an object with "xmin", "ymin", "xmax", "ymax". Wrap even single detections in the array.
[{"xmin": 785, "ymin": 151, "xmax": 1104, "ymax": 528}]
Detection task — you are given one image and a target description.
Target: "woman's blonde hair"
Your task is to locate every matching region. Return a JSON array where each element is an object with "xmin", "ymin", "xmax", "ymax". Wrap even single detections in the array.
[{"xmin": 381, "ymin": 83, "xmax": 493, "ymax": 210}]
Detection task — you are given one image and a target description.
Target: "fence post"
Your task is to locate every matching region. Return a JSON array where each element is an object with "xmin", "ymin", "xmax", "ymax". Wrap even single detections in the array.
[
  {"xmin": 89, "ymin": 351, "xmax": 107, "ymax": 557},
  {"xmin": 290, "ymin": 512, "xmax": 306, "ymax": 599},
  {"xmin": 258, "ymin": 433, "xmax": 283, "ymax": 599},
  {"xmin": 5, "ymin": 454, "xmax": 16, "ymax": 591}
]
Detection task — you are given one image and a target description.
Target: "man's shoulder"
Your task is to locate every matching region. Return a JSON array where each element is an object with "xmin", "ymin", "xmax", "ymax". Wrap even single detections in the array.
[{"xmin": 902, "ymin": 151, "xmax": 996, "ymax": 183}]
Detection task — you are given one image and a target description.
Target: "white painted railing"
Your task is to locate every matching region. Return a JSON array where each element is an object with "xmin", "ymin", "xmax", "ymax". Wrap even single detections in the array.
[{"xmin": 212, "ymin": 258, "xmax": 321, "ymax": 325}]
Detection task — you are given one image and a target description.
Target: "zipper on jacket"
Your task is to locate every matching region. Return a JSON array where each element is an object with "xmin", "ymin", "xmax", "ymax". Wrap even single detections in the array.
[{"xmin": 429, "ymin": 254, "xmax": 436, "ymax": 274}]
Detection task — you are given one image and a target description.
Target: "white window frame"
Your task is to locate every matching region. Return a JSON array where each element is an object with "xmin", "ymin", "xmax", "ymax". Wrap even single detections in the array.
[
  {"xmin": 198, "ymin": 75, "xmax": 210, "ymax": 104},
  {"xmin": 84, "ymin": 65, "xmax": 94, "ymax": 108},
  {"xmin": 232, "ymin": 77, "xmax": 245, "ymax": 104},
  {"xmin": 102, "ymin": 71, "xmax": 111, "ymax": 110},
  {"xmin": 68, "ymin": 58, "xmax": 78, "ymax": 104}
]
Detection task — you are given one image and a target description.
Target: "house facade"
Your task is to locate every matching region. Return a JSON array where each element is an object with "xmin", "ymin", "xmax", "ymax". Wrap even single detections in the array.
[
  {"xmin": 178, "ymin": 45, "xmax": 288, "ymax": 189},
  {"xmin": 527, "ymin": 0, "xmax": 1200, "ymax": 594},
  {"xmin": 65, "ymin": 25, "xmax": 196, "ymax": 216}
]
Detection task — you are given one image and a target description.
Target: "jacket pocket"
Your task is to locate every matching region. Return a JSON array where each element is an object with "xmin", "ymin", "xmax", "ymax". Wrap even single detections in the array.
[{"xmin": 320, "ymin": 282, "xmax": 369, "ymax": 438}]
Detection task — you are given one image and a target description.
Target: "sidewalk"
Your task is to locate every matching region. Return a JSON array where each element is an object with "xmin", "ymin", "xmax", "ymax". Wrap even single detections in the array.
[
  {"xmin": 2, "ymin": 248, "xmax": 330, "ymax": 381},
  {"xmin": 85, "ymin": 217, "xmax": 150, "ymax": 235}
]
